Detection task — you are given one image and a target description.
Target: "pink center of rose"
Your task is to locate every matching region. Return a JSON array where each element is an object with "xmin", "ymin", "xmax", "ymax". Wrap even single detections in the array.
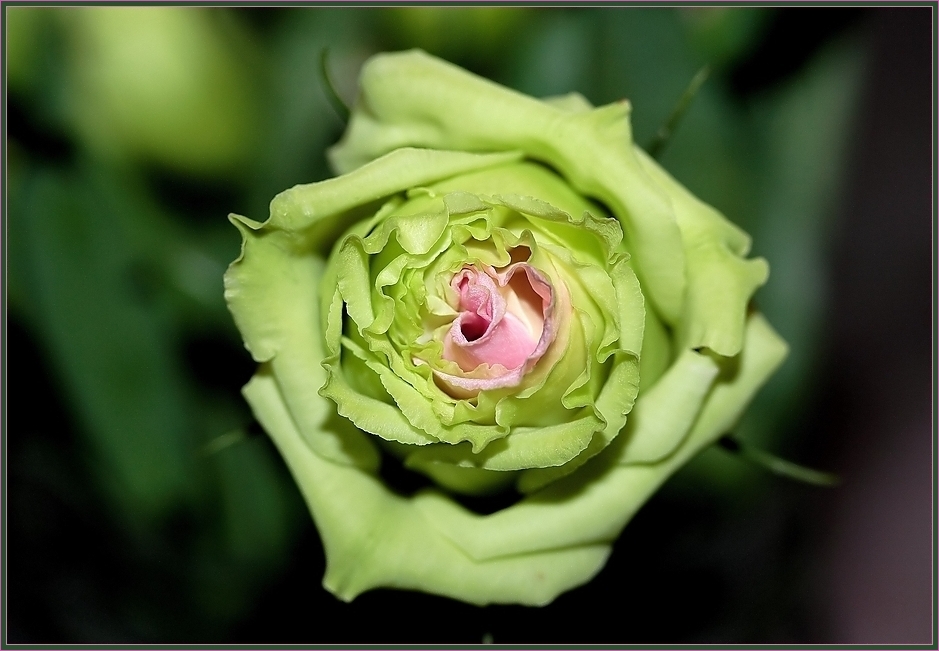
[{"xmin": 435, "ymin": 262, "xmax": 556, "ymax": 395}]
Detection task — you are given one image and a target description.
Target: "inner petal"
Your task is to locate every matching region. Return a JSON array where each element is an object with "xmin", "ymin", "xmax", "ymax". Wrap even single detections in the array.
[
  {"xmin": 459, "ymin": 314, "xmax": 490, "ymax": 342},
  {"xmin": 503, "ymin": 266, "xmax": 549, "ymax": 342},
  {"xmin": 442, "ymin": 262, "xmax": 553, "ymax": 376}
]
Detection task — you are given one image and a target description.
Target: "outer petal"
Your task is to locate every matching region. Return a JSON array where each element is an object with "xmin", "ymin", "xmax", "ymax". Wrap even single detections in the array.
[
  {"xmin": 632, "ymin": 146, "xmax": 769, "ymax": 356},
  {"xmin": 269, "ymin": 146, "xmax": 523, "ymax": 250},
  {"xmin": 330, "ymin": 50, "xmax": 686, "ymax": 325},
  {"xmin": 616, "ymin": 348, "xmax": 720, "ymax": 464},
  {"xmin": 224, "ymin": 218, "xmax": 379, "ymax": 470},
  {"xmin": 244, "ymin": 367, "xmax": 611, "ymax": 606},
  {"xmin": 412, "ymin": 313, "xmax": 787, "ymax": 562}
]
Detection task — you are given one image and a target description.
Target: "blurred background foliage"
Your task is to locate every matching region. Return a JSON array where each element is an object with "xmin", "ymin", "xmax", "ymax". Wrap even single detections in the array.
[{"xmin": 5, "ymin": 6, "xmax": 932, "ymax": 643}]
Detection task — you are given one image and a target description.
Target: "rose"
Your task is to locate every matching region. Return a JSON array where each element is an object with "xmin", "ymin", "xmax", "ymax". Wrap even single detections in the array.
[{"xmin": 224, "ymin": 50, "xmax": 787, "ymax": 606}]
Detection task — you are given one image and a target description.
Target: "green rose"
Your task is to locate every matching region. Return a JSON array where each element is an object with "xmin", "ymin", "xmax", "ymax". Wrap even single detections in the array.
[{"xmin": 224, "ymin": 50, "xmax": 787, "ymax": 606}]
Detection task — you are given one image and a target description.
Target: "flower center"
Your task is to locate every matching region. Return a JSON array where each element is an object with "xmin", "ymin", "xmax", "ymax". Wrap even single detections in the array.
[
  {"xmin": 459, "ymin": 315, "xmax": 488, "ymax": 342},
  {"xmin": 433, "ymin": 260, "xmax": 557, "ymax": 396}
]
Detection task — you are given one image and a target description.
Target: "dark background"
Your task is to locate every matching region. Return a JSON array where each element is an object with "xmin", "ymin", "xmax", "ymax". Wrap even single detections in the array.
[{"xmin": 5, "ymin": 6, "xmax": 934, "ymax": 644}]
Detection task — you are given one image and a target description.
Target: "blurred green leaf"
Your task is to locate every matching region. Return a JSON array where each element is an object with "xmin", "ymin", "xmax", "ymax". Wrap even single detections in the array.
[
  {"xmin": 243, "ymin": 9, "xmax": 368, "ymax": 219},
  {"xmin": 677, "ymin": 7, "xmax": 773, "ymax": 70},
  {"xmin": 375, "ymin": 7, "xmax": 531, "ymax": 69},
  {"xmin": 7, "ymin": 143, "xmax": 35, "ymax": 323},
  {"xmin": 505, "ymin": 10, "xmax": 596, "ymax": 99},
  {"xmin": 14, "ymin": 163, "xmax": 198, "ymax": 525},
  {"xmin": 11, "ymin": 155, "xmax": 304, "ymax": 627},
  {"xmin": 212, "ymin": 436, "xmax": 299, "ymax": 562},
  {"xmin": 6, "ymin": 7, "xmax": 49, "ymax": 92},
  {"xmin": 739, "ymin": 37, "xmax": 866, "ymax": 440},
  {"xmin": 592, "ymin": 9, "xmax": 707, "ymax": 144}
]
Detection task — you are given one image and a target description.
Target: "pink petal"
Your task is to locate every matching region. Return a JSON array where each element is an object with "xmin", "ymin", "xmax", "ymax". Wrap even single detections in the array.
[{"xmin": 435, "ymin": 258, "xmax": 557, "ymax": 395}]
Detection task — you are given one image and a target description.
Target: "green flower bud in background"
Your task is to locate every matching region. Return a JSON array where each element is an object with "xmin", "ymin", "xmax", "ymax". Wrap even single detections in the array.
[
  {"xmin": 375, "ymin": 7, "xmax": 530, "ymax": 65},
  {"xmin": 225, "ymin": 50, "xmax": 787, "ymax": 606},
  {"xmin": 60, "ymin": 7, "xmax": 259, "ymax": 175}
]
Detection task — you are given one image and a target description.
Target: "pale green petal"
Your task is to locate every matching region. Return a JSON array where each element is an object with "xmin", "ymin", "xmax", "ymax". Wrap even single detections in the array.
[
  {"xmin": 638, "ymin": 301, "xmax": 672, "ymax": 393},
  {"xmin": 224, "ymin": 218, "xmax": 378, "ymax": 469},
  {"xmin": 424, "ymin": 162, "xmax": 624, "ymax": 268},
  {"xmin": 404, "ymin": 413, "xmax": 603, "ymax": 472},
  {"xmin": 616, "ymin": 348, "xmax": 720, "ymax": 465},
  {"xmin": 403, "ymin": 459, "xmax": 518, "ymax": 496},
  {"xmin": 633, "ymin": 146, "xmax": 769, "ymax": 356},
  {"xmin": 515, "ymin": 259, "xmax": 644, "ymax": 493},
  {"xmin": 320, "ymin": 340, "xmax": 438, "ymax": 447},
  {"xmin": 330, "ymin": 50, "xmax": 686, "ymax": 324},
  {"xmin": 244, "ymin": 369, "xmax": 610, "ymax": 606},
  {"xmin": 271, "ymin": 147, "xmax": 523, "ymax": 250},
  {"xmin": 225, "ymin": 216, "xmax": 304, "ymax": 364},
  {"xmin": 413, "ymin": 312, "xmax": 787, "ymax": 562},
  {"xmin": 607, "ymin": 257, "xmax": 645, "ymax": 359},
  {"xmin": 334, "ymin": 237, "xmax": 375, "ymax": 332},
  {"xmin": 516, "ymin": 353, "xmax": 639, "ymax": 493},
  {"xmin": 366, "ymin": 352, "xmax": 511, "ymax": 452},
  {"xmin": 542, "ymin": 92, "xmax": 594, "ymax": 113},
  {"xmin": 669, "ymin": 313, "xmax": 788, "ymax": 447}
]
